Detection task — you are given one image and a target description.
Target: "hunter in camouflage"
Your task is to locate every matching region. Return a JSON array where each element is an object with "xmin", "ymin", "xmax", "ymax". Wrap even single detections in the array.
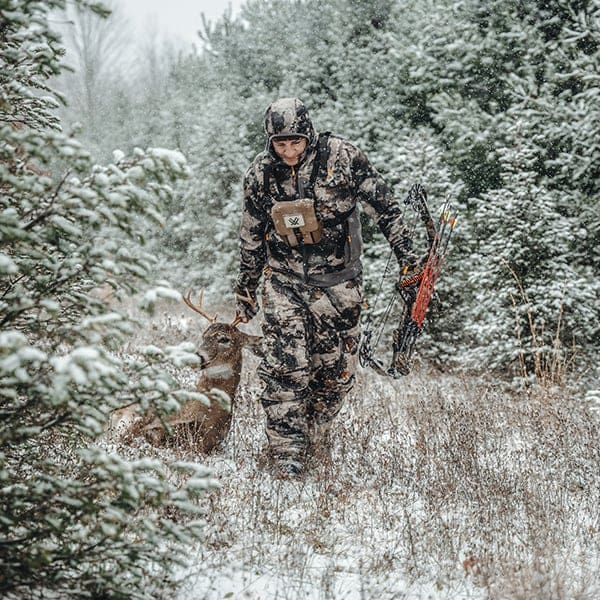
[{"xmin": 235, "ymin": 97, "xmax": 415, "ymax": 476}]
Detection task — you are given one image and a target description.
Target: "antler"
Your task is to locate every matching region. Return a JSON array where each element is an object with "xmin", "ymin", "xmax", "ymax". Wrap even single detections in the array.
[
  {"xmin": 229, "ymin": 288, "xmax": 258, "ymax": 328},
  {"xmin": 230, "ymin": 315, "xmax": 244, "ymax": 328},
  {"xmin": 183, "ymin": 289, "xmax": 218, "ymax": 323}
]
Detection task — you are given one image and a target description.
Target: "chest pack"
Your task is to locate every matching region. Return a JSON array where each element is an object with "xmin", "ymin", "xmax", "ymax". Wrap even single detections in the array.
[{"xmin": 271, "ymin": 198, "xmax": 322, "ymax": 246}]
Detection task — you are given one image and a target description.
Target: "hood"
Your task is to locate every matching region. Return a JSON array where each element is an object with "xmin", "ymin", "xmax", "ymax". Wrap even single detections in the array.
[{"xmin": 263, "ymin": 97, "xmax": 318, "ymax": 158}]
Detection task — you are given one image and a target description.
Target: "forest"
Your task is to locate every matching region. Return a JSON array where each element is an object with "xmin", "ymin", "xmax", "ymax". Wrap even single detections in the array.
[
  {"xmin": 54, "ymin": 0, "xmax": 599, "ymax": 376},
  {"xmin": 1, "ymin": 0, "xmax": 598, "ymax": 597}
]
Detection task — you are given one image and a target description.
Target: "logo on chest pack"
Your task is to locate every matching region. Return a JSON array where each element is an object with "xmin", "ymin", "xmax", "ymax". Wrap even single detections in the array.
[{"xmin": 284, "ymin": 214, "xmax": 305, "ymax": 228}]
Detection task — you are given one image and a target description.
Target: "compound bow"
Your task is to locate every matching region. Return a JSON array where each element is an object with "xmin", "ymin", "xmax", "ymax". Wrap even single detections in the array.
[{"xmin": 359, "ymin": 183, "xmax": 457, "ymax": 378}]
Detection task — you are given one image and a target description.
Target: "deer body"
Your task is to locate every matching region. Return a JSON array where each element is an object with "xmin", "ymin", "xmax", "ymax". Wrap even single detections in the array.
[{"xmin": 110, "ymin": 292, "xmax": 260, "ymax": 453}]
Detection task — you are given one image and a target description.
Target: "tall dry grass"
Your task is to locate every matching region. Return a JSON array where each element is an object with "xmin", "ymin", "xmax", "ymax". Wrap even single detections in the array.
[{"xmin": 106, "ymin": 301, "xmax": 600, "ymax": 599}]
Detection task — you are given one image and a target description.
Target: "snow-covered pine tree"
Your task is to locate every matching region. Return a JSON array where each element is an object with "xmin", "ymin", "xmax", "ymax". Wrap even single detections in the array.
[
  {"xmin": 419, "ymin": 0, "xmax": 599, "ymax": 374},
  {"xmin": 462, "ymin": 121, "xmax": 580, "ymax": 378},
  {"xmin": 148, "ymin": 35, "xmax": 272, "ymax": 296},
  {"xmin": 1, "ymin": 2, "xmax": 214, "ymax": 596}
]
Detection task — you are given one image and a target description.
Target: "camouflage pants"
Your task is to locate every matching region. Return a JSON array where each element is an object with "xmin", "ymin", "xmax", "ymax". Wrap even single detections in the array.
[{"xmin": 259, "ymin": 270, "xmax": 362, "ymax": 460}]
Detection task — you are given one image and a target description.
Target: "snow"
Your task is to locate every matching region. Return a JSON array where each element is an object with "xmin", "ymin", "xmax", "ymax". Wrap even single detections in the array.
[
  {"xmin": 141, "ymin": 285, "xmax": 183, "ymax": 310},
  {"xmin": 112, "ymin": 149, "xmax": 125, "ymax": 163},
  {"xmin": 101, "ymin": 306, "xmax": 600, "ymax": 600},
  {"xmin": 4, "ymin": 0, "xmax": 599, "ymax": 595},
  {"xmin": 148, "ymin": 147, "xmax": 187, "ymax": 171},
  {"xmin": 0, "ymin": 252, "xmax": 18, "ymax": 274}
]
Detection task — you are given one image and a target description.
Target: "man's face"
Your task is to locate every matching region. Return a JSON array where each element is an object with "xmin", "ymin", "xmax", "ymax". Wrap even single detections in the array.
[{"xmin": 272, "ymin": 137, "xmax": 307, "ymax": 166}]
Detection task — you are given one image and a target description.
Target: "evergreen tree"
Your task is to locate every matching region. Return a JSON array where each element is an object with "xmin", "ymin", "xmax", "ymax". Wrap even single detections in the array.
[
  {"xmin": 418, "ymin": 0, "xmax": 599, "ymax": 373},
  {"xmin": 1, "ymin": 2, "xmax": 212, "ymax": 595},
  {"xmin": 462, "ymin": 120, "xmax": 594, "ymax": 377},
  {"xmin": 39, "ymin": 0, "xmax": 598, "ymax": 377}
]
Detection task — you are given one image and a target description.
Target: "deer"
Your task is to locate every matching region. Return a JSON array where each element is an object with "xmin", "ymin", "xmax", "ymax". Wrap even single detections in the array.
[{"xmin": 110, "ymin": 289, "xmax": 261, "ymax": 453}]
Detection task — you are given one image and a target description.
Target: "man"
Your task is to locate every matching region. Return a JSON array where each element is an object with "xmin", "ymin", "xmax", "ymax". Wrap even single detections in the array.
[{"xmin": 235, "ymin": 97, "xmax": 415, "ymax": 476}]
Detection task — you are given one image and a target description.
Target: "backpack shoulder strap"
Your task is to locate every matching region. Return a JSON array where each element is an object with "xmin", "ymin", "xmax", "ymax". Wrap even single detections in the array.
[
  {"xmin": 263, "ymin": 163, "xmax": 272, "ymax": 198},
  {"xmin": 307, "ymin": 132, "xmax": 331, "ymax": 195}
]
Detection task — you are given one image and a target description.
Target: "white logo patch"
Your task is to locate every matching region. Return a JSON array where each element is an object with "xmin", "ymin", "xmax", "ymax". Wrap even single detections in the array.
[{"xmin": 283, "ymin": 214, "xmax": 305, "ymax": 228}]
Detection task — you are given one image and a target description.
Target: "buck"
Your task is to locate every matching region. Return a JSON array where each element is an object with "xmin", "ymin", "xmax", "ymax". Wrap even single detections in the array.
[{"xmin": 110, "ymin": 290, "xmax": 260, "ymax": 453}]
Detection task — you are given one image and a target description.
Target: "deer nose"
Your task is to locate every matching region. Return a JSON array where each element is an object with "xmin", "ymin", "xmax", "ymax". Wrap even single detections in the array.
[{"xmin": 197, "ymin": 351, "xmax": 211, "ymax": 369}]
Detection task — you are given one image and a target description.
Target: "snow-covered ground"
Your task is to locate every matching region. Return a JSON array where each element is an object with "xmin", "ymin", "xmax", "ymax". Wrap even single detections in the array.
[{"xmin": 108, "ymin": 302, "xmax": 600, "ymax": 599}]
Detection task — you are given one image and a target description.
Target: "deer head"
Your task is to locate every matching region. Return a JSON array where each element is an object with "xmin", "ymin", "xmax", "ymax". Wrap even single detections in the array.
[
  {"xmin": 155, "ymin": 288, "xmax": 261, "ymax": 452},
  {"xmin": 183, "ymin": 289, "xmax": 261, "ymax": 399},
  {"xmin": 110, "ymin": 290, "xmax": 261, "ymax": 453}
]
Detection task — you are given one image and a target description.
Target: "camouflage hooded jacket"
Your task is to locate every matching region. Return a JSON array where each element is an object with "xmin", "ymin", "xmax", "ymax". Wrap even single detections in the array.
[{"xmin": 236, "ymin": 98, "xmax": 413, "ymax": 314}]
